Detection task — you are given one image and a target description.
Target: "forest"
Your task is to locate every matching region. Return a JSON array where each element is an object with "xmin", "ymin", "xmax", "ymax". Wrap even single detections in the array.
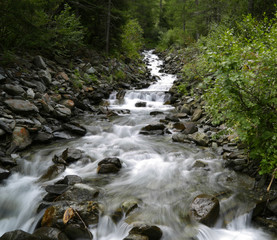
[{"xmin": 0, "ymin": 0, "xmax": 276, "ymax": 175}]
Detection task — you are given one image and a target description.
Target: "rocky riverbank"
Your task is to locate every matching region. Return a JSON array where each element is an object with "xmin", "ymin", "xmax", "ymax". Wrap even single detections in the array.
[
  {"xmin": 0, "ymin": 51, "xmax": 154, "ymax": 183},
  {"xmin": 155, "ymin": 48, "xmax": 277, "ymax": 235}
]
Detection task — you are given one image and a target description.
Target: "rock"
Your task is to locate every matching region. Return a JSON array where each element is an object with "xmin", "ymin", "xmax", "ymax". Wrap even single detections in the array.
[
  {"xmin": 127, "ymin": 224, "xmax": 163, "ymax": 240},
  {"xmin": 183, "ymin": 122, "xmax": 198, "ymax": 135},
  {"xmin": 0, "ymin": 156, "xmax": 17, "ymax": 167},
  {"xmin": 121, "ymin": 199, "xmax": 140, "ymax": 216},
  {"xmin": 0, "ymin": 230, "xmax": 38, "ymax": 240},
  {"xmin": 57, "ymin": 175, "xmax": 83, "ymax": 186},
  {"xmin": 63, "ymin": 123, "xmax": 87, "ymax": 136},
  {"xmin": 116, "ymin": 90, "xmax": 126, "ymax": 100},
  {"xmin": 34, "ymin": 55, "xmax": 47, "ymax": 69},
  {"xmin": 0, "ymin": 167, "xmax": 11, "ymax": 181},
  {"xmin": 192, "ymin": 160, "xmax": 208, "ymax": 169},
  {"xmin": 5, "ymin": 99, "xmax": 39, "ymax": 113},
  {"xmin": 97, "ymin": 157, "xmax": 122, "ymax": 174},
  {"xmin": 53, "ymin": 131, "xmax": 73, "ymax": 140},
  {"xmin": 33, "ymin": 227, "xmax": 69, "ymax": 240},
  {"xmin": 140, "ymin": 123, "xmax": 165, "ymax": 135},
  {"xmin": 172, "ymin": 122, "xmax": 185, "ymax": 131},
  {"xmin": 54, "ymin": 105, "xmax": 71, "ymax": 119},
  {"xmin": 7, "ymin": 127, "xmax": 32, "ymax": 154},
  {"xmin": 191, "ymin": 108, "xmax": 202, "ymax": 122},
  {"xmin": 135, "ymin": 102, "xmax": 147, "ymax": 107},
  {"xmin": 2, "ymin": 84, "xmax": 25, "ymax": 96},
  {"xmin": 150, "ymin": 111, "xmax": 163, "ymax": 116},
  {"xmin": 61, "ymin": 148, "xmax": 84, "ymax": 164},
  {"xmin": 63, "ymin": 224, "xmax": 93, "ymax": 240},
  {"xmin": 57, "ymin": 183, "xmax": 100, "ymax": 202},
  {"xmin": 34, "ymin": 131, "xmax": 54, "ymax": 143},
  {"xmin": 188, "ymin": 132, "xmax": 210, "ymax": 147},
  {"xmin": 268, "ymin": 198, "xmax": 277, "ymax": 215},
  {"xmin": 172, "ymin": 133, "xmax": 190, "ymax": 143},
  {"xmin": 60, "ymin": 99, "xmax": 74, "ymax": 110},
  {"xmin": 41, "ymin": 201, "xmax": 100, "ymax": 228},
  {"xmin": 165, "ymin": 114, "xmax": 179, "ymax": 122},
  {"xmin": 27, "ymin": 88, "xmax": 35, "ymax": 99},
  {"xmin": 190, "ymin": 194, "xmax": 220, "ymax": 227},
  {"xmin": 0, "ymin": 120, "xmax": 13, "ymax": 134},
  {"xmin": 45, "ymin": 184, "xmax": 69, "ymax": 195},
  {"xmin": 86, "ymin": 66, "xmax": 96, "ymax": 74},
  {"xmin": 123, "ymin": 234, "xmax": 148, "ymax": 240},
  {"xmin": 180, "ymin": 104, "xmax": 191, "ymax": 114},
  {"xmin": 40, "ymin": 164, "xmax": 66, "ymax": 181}
]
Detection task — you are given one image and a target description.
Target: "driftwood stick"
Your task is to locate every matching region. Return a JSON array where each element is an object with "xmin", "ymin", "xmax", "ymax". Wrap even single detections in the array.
[{"xmin": 267, "ymin": 168, "xmax": 277, "ymax": 192}]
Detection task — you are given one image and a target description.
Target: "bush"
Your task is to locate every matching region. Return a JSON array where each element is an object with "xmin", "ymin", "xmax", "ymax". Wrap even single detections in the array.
[
  {"xmin": 121, "ymin": 19, "xmax": 144, "ymax": 59},
  {"xmin": 198, "ymin": 14, "xmax": 277, "ymax": 175}
]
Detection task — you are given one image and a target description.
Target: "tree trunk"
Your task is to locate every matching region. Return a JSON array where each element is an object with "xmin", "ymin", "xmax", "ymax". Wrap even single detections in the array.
[
  {"xmin": 160, "ymin": 0, "xmax": 163, "ymax": 22},
  {"xmin": 106, "ymin": 0, "xmax": 111, "ymax": 54}
]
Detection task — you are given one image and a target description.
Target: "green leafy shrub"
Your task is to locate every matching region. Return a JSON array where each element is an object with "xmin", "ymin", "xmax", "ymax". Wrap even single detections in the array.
[
  {"xmin": 198, "ymin": 14, "xmax": 277, "ymax": 175},
  {"xmin": 159, "ymin": 28, "xmax": 187, "ymax": 49},
  {"xmin": 121, "ymin": 19, "xmax": 144, "ymax": 59}
]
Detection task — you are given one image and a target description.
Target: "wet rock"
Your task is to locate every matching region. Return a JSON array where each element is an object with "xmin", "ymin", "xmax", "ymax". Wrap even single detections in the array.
[
  {"xmin": 63, "ymin": 123, "xmax": 87, "ymax": 136},
  {"xmin": 0, "ymin": 230, "xmax": 38, "ymax": 240},
  {"xmin": 57, "ymin": 183, "xmax": 100, "ymax": 202},
  {"xmin": 0, "ymin": 167, "xmax": 11, "ymax": 181},
  {"xmin": 165, "ymin": 114, "xmax": 179, "ymax": 122},
  {"xmin": 172, "ymin": 133, "xmax": 190, "ymax": 143},
  {"xmin": 254, "ymin": 217, "xmax": 277, "ymax": 234},
  {"xmin": 183, "ymin": 122, "xmax": 198, "ymax": 135},
  {"xmin": 121, "ymin": 199, "xmax": 140, "ymax": 216},
  {"xmin": 45, "ymin": 184, "xmax": 69, "ymax": 195},
  {"xmin": 4, "ymin": 99, "xmax": 39, "ymax": 113},
  {"xmin": 0, "ymin": 156, "xmax": 17, "ymax": 168},
  {"xmin": 150, "ymin": 111, "xmax": 163, "ymax": 116},
  {"xmin": 56, "ymin": 175, "xmax": 83, "ymax": 186},
  {"xmin": 192, "ymin": 160, "xmax": 208, "ymax": 169},
  {"xmin": 41, "ymin": 201, "xmax": 100, "ymax": 228},
  {"xmin": 268, "ymin": 198, "xmax": 277, "ymax": 215},
  {"xmin": 127, "ymin": 224, "xmax": 163, "ymax": 240},
  {"xmin": 63, "ymin": 224, "xmax": 93, "ymax": 240},
  {"xmin": 61, "ymin": 148, "xmax": 84, "ymax": 164},
  {"xmin": 34, "ymin": 55, "xmax": 47, "ymax": 69},
  {"xmin": 191, "ymin": 108, "xmax": 202, "ymax": 122},
  {"xmin": 188, "ymin": 132, "xmax": 209, "ymax": 147},
  {"xmin": 135, "ymin": 102, "xmax": 147, "ymax": 107},
  {"xmin": 3, "ymin": 84, "xmax": 25, "ymax": 96},
  {"xmin": 40, "ymin": 164, "xmax": 66, "ymax": 181},
  {"xmin": 172, "ymin": 122, "xmax": 185, "ymax": 131},
  {"xmin": 34, "ymin": 131, "xmax": 54, "ymax": 143},
  {"xmin": 190, "ymin": 194, "xmax": 220, "ymax": 227},
  {"xmin": 53, "ymin": 131, "xmax": 73, "ymax": 140},
  {"xmin": 116, "ymin": 90, "xmax": 126, "ymax": 100},
  {"xmin": 180, "ymin": 104, "xmax": 191, "ymax": 114},
  {"xmin": 7, "ymin": 127, "xmax": 32, "ymax": 154},
  {"xmin": 33, "ymin": 227, "xmax": 69, "ymax": 240},
  {"xmin": 140, "ymin": 123, "xmax": 166, "ymax": 135},
  {"xmin": 123, "ymin": 234, "xmax": 148, "ymax": 240},
  {"xmin": 97, "ymin": 157, "xmax": 122, "ymax": 174}
]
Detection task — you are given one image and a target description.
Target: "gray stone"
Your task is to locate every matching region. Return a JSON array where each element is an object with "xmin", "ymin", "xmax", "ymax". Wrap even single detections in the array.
[
  {"xmin": 128, "ymin": 224, "xmax": 163, "ymax": 240},
  {"xmin": 63, "ymin": 123, "xmax": 87, "ymax": 136},
  {"xmin": 34, "ymin": 55, "xmax": 47, "ymax": 69},
  {"xmin": 33, "ymin": 227, "xmax": 69, "ymax": 240},
  {"xmin": 97, "ymin": 157, "xmax": 122, "ymax": 174},
  {"xmin": 38, "ymin": 69, "xmax": 52, "ymax": 85},
  {"xmin": 135, "ymin": 102, "xmax": 147, "ymax": 107},
  {"xmin": 61, "ymin": 148, "xmax": 84, "ymax": 163},
  {"xmin": 124, "ymin": 234, "xmax": 148, "ymax": 240},
  {"xmin": 180, "ymin": 104, "xmax": 191, "ymax": 114},
  {"xmin": 121, "ymin": 199, "xmax": 140, "ymax": 216},
  {"xmin": 0, "ymin": 120, "xmax": 13, "ymax": 134},
  {"xmin": 0, "ymin": 129, "xmax": 5, "ymax": 136},
  {"xmin": 172, "ymin": 133, "xmax": 190, "ymax": 143},
  {"xmin": 191, "ymin": 108, "xmax": 202, "ymax": 122},
  {"xmin": 3, "ymin": 84, "xmax": 25, "ymax": 96},
  {"xmin": 5, "ymin": 99, "xmax": 39, "ymax": 113},
  {"xmin": 190, "ymin": 194, "xmax": 220, "ymax": 227},
  {"xmin": 183, "ymin": 122, "xmax": 198, "ymax": 135},
  {"xmin": 57, "ymin": 175, "xmax": 83, "ymax": 185},
  {"xmin": 54, "ymin": 105, "xmax": 71, "ymax": 118},
  {"xmin": 0, "ymin": 230, "xmax": 37, "ymax": 240},
  {"xmin": 34, "ymin": 131, "xmax": 54, "ymax": 142},
  {"xmin": 188, "ymin": 132, "xmax": 210, "ymax": 146},
  {"xmin": 45, "ymin": 184, "xmax": 69, "ymax": 195},
  {"xmin": 27, "ymin": 88, "xmax": 35, "ymax": 99},
  {"xmin": 87, "ymin": 66, "xmax": 97, "ymax": 74},
  {"xmin": 7, "ymin": 127, "xmax": 32, "ymax": 153}
]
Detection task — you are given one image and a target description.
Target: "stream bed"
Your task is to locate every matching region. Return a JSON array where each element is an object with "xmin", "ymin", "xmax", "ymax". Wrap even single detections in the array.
[{"xmin": 0, "ymin": 51, "xmax": 274, "ymax": 240}]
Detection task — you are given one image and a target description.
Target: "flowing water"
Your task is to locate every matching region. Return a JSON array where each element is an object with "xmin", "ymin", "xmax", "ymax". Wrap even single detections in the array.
[{"xmin": 0, "ymin": 51, "xmax": 274, "ymax": 240}]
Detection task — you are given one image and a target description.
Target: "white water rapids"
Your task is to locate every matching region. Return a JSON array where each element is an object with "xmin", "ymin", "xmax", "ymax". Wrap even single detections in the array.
[{"xmin": 0, "ymin": 50, "xmax": 274, "ymax": 240}]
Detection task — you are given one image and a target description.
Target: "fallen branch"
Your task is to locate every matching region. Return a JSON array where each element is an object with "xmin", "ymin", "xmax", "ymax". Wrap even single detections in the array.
[{"xmin": 267, "ymin": 168, "xmax": 277, "ymax": 192}]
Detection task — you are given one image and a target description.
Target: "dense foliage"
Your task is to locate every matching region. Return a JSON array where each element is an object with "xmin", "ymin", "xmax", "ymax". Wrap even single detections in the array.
[{"xmin": 181, "ymin": 14, "xmax": 277, "ymax": 175}]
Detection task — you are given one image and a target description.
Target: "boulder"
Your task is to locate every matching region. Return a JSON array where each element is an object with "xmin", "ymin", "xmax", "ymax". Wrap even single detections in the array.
[
  {"xmin": 54, "ymin": 105, "xmax": 71, "ymax": 119},
  {"xmin": 33, "ymin": 227, "xmax": 69, "ymax": 240},
  {"xmin": 56, "ymin": 175, "xmax": 83, "ymax": 186},
  {"xmin": 97, "ymin": 157, "xmax": 122, "ymax": 174},
  {"xmin": 268, "ymin": 198, "xmax": 277, "ymax": 215},
  {"xmin": 121, "ymin": 199, "xmax": 140, "ymax": 216},
  {"xmin": 61, "ymin": 148, "xmax": 84, "ymax": 164},
  {"xmin": 45, "ymin": 184, "xmax": 69, "ymax": 195},
  {"xmin": 172, "ymin": 122, "xmax": 185, "ymax": 131},
  {"xmin": 0, "ymin": 230, "xmax": 38, "ymax": 240},
  {"xmin": 0, "ymin": 120, "xmax": 13, "ymax": 134},
  {"xmin": 63, "ymin": 224, "xmax": 93, "ymax": 240},
  {"xmin": 126, "ymin": 224, "xmax": 163, "ymax": 240},
  {"xmin": 188, "ymin": 132, "xmax": 210, "ymax": 147},
  {"xmin": 60, "ymin": 100, "xmax": 74, "ymax": 110},
  {"xmin": 34, "ymin": 131, "xmax": 54, "ymax": 143},
  {"xmin": 140, "ymin": 123, "xmax": 165, "ymax": 135},
  {"xmin": 41, "ymin": 201, "xmax": 100, "ymax": 228},
  {"xmin": 172, "ymin": 133, "xmax": 190, "ymax": 143},
  {"xmin": 190, "ymin": 194, "xmax": 220, "ymax": 227},
  {"xmin": 3, "ymin": 84, "xmax": 25, "ymax": 96},
  {"xmin": 135, "ymin": 102, "xmax": 147, "ymax": 107},
  {"xmin": 123, "ymin": 234, "xmax": 148, "ymax": 240},
  {"xmin": 4, "ymin": 99, "xmax": 39, "ymax": 113},
  {"xmin": 7, "ymin": 127, "xmax": 32, "ymax": 153},
  {"xmin": 191, "ymin": 108, "xmax": 202, "ymax": 122},
  {"xmin": 34, "ymin": 55, "xmax": 47, "ymax": 69},
  {"xmin": 183, "ymin": 122, "xmax": 198, "ymax": 135},
  {"xmin": 63, "ymin": 123, "xmax": 87, "ymax": 136}
]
